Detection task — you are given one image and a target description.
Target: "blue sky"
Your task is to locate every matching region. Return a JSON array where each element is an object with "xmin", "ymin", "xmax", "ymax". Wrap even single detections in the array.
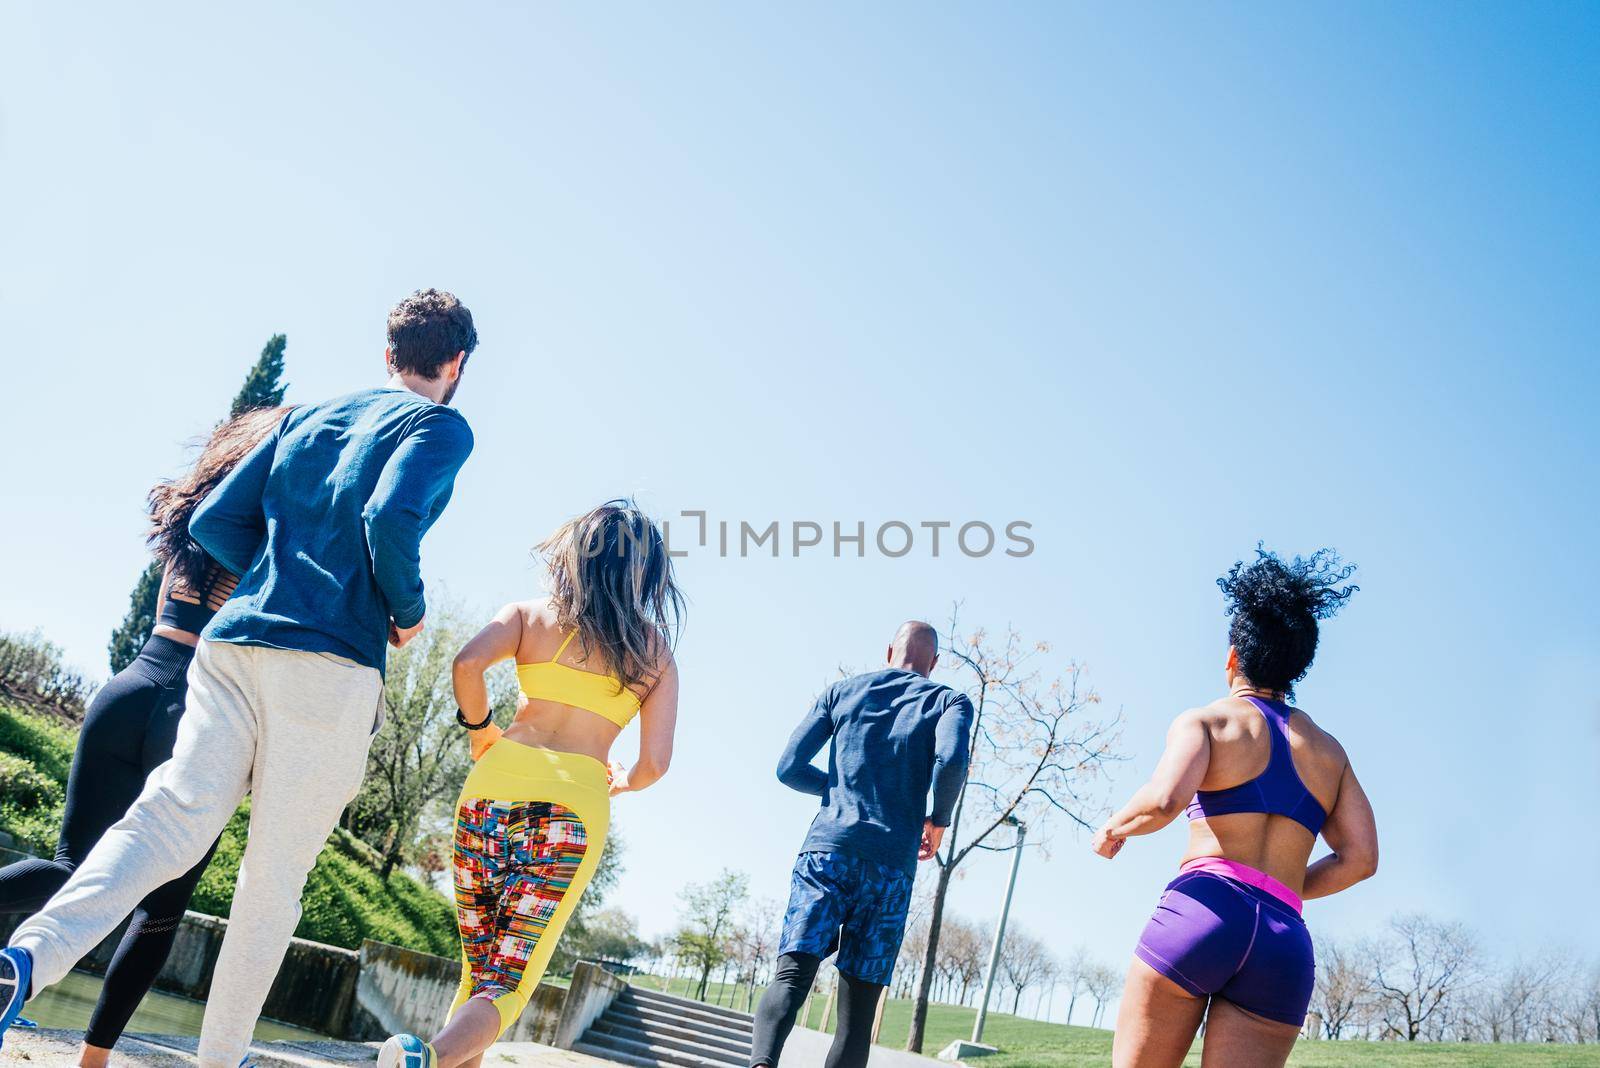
[{"xmin": 2, "ymin": 2, "xmax": 1596, "ymax": 1019}]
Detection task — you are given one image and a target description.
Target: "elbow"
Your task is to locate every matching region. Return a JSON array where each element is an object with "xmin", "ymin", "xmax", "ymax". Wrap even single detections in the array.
[
  {"xmin": 451, "ymin": 649, "xmax": 489, "ymax": 689},
  {"xmin": 1152, "ymin": 789, "xmax": 1189, "ymax": 822},
  {"xmin": 635, "ymin": 751, "xmax": 671, "ymax": 787},
  {"xmin": 1349, "ymin": 844, "xmax": 1379, "ymax": 882}
]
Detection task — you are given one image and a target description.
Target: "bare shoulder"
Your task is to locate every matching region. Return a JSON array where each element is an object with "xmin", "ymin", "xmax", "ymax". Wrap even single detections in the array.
[
  {"xmin": 647, "ymin": 634, "xmax": 678, "ymax": 682},
  {"xmin": 1192, "ymin": 696, "xmax": 1247, "ymax": 733},
  {"xmin": 1286, "ymin": 705, "xmax": 1350, "ymax": 774}
]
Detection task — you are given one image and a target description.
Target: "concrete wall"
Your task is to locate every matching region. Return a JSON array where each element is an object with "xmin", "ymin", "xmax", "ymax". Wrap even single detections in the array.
[
  {"xmin": 0, "ymin": 910, "xmax": 362, "ymax": 1038},
  {"xmin": 1, "ymin": 907, "xmax": 619, "ymax": 1045},
  {"xmin": 553, "ymin": 962, "xmax": 628, "ymax": 1048},
  {"xmin": 349, "ymin": 942, "xmax": 621, "ymax": 1046}
]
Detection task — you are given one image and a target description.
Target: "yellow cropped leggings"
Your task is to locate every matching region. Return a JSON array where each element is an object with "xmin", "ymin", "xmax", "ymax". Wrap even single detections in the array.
[{"xmin": 449, "ymin": 740, "xmax": 610, "ymax": 1034}]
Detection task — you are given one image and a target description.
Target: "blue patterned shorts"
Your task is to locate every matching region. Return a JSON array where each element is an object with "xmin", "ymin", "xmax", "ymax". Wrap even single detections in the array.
[{"xmin": 779, "ymin": 851, "xmax": 914, "ymax": 986}]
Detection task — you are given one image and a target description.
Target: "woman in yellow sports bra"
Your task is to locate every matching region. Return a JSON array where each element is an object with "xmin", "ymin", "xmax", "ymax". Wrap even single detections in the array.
[{"xmin": 379, "ymin": 500, "xmax": 683, "ymax": 1068}]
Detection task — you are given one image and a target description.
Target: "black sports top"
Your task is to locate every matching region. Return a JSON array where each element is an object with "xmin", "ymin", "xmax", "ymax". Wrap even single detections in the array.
[{"xmin": 157, "ymin": 560, "xmax": 239, "ymax": 634}]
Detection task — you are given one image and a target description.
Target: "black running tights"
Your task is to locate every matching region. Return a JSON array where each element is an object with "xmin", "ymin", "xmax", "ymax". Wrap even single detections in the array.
[
  {"xmin": 750, "ymin": 952, "xmax": 885, "ymax": 1068},
  {"xmin": 0, "ymin": 635, "xmax": 219, "ymax": 1049}
]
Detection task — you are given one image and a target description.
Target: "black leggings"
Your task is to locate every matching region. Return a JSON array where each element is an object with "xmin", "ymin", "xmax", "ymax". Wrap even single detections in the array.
[
  {"xmin": 750, "ymin": 952, "xmax": 884, "ymax": 1068},
  {"xmin": 0, "ymin": 634, "xmax": 219, "ymax": 1048}
]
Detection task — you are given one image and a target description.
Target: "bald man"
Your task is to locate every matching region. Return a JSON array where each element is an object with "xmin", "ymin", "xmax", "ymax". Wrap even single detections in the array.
[{"xmin": 752, "ymin": 622, "xmax": 975, "ymax": 1068}]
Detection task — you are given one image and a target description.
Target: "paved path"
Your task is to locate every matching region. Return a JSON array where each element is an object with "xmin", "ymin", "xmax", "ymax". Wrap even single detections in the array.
[
  {"xmin": 785, "ymin": 1027, "xmax": 944, "ymax": 1068},
  {"xmin": 3, "ymin": 1029, "xmax": 621, "ymax": 1067}
]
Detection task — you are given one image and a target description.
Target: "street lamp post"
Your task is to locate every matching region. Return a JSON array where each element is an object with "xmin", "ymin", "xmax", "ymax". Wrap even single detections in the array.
[{"xmin": 971, "ymin": 817, "xmax": 1026, "ymax": 1045}]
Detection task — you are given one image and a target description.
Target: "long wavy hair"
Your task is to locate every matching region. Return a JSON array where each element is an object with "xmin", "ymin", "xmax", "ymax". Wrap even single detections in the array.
[
  {"xmin": 147, "ymin": 406, "xmax": 290, "ymax": 590},
  {"xmin": 538, "ymin": 499, "xmax": 685, "ymax": 694}
]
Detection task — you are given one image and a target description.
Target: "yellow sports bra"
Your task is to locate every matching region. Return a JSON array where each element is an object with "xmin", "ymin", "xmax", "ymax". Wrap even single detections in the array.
[{"xmin": 515, "ymin": 630, "xmax": 641, "ymax": 729}]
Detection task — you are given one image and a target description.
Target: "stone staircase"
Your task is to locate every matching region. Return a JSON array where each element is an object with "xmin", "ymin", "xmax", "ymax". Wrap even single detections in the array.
[{"xmin": 575, "ymin": 985, "xmax": 755, "ymax": 1068}]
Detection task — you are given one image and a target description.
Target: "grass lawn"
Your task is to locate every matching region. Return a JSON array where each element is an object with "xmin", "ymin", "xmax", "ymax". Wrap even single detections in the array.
[{"xmin": 626, "ymin": 976, "xmax": 1598, "ymax": 1068}]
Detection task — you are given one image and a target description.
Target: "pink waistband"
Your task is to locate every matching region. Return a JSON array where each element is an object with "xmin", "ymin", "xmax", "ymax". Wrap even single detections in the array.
[{"xmin": 1180, "ymin": 856, "xmax": 1303, "ymax": 915}]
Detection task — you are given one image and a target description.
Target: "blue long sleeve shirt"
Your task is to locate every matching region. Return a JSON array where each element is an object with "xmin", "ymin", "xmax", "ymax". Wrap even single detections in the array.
[
  {"xmin": 777, "ymin": 668, "xmax": 975, "ymax": 875},
  {"xmin": 189, "ymin": 387, "xmax": 473, "ymax": 673}
]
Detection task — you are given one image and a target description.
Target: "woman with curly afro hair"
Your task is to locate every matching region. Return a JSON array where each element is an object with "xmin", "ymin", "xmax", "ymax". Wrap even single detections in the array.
[{"xmin": 1092, "ymin": 547, "xmax": 1377, "ymax": 1068}]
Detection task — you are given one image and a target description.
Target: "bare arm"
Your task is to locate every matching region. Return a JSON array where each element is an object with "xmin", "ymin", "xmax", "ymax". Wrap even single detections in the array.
[
  {"xmin": 613, "ymin": 658, "xmax": 678, "ymax": 795},
  {"xmin": 1303, "ymin": 761, "xmax": 1378, "ymax": 899},
  {"xmin": 452, "ymin": 603, "xmax": 523, "ymax": 760},
  {"xmin": 1093, "ymin": 710, "xmax": 1210, "ymax": 858}
]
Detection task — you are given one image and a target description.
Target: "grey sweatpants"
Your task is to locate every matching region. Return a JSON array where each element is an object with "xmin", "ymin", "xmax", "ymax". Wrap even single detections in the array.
[{"xmin": 9, "ymin": 639, "xmax": 382, "ymax": 1066}]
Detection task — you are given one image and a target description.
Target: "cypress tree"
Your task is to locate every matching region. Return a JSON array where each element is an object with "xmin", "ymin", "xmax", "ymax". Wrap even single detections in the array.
[
  {"xmin": 107, "ymin": 335, "xmax": 287, "ymax": 670},
  {"xmin": 230, "ymin": 333, "xmax": 288, "ymax": 416}
]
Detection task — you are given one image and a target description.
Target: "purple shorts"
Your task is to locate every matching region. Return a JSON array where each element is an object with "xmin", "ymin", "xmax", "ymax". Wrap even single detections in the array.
[{"xmin": 1134, "ymin": 866, "xmax": 1314, "ymax": 1026}]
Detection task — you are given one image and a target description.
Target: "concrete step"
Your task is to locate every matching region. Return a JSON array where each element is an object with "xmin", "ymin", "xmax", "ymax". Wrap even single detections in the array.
[
  {"xmin": 615, "ymin": 1001, "xmax": 755, "ymax": 1042},
  {"xmin": 575, "ymin": 1032, "xmax": 745, "ymax": 1068},
  {"xmin": 623, "ymin": 986, "xmax": 756, "ymax": 1027},
  {"xmin": 598, "ymin": 1016, "xmax": 752, "ymax": 1055},
  {"xmin": 573, "ymin": 1040, "xmax": 682, "ymax": 1068},
  {"xmin": 592, "ymin": 1017, "xmax": 751, "ymax": 1062}
]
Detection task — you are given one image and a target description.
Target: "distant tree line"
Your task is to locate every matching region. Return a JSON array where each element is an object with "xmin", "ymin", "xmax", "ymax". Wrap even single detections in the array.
[
  {"xmin": 1310, "ymin": 912, "xmax": 1600, "ymax": 1045},
  {"xmin": 894, "ymin": 911, "xmax": 1119, "ymax": 1029}
]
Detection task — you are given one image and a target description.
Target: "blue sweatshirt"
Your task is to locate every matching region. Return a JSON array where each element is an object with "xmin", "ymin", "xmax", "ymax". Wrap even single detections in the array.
[
  {"xmin": 189, "ymin": 387, "xmax": 473, "ymax": 673},
  {"xmin": 777, "ymin": 668, "xmax": 975, "ymax": 875}
]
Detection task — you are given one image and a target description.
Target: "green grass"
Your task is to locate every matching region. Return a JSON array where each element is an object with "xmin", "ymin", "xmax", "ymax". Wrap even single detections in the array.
[
  {"xmin": 628, "ymin": 975, "xmax": 1600, "ymax": 1068},
  {"xmin": 0, "ymin": 697, "xmax": 456, "ymax": 956}
]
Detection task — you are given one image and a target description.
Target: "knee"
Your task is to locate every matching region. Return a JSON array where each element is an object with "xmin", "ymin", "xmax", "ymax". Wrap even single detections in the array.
[{"xmin": 775, "ymin": 951, "xmax": 821, "ymax": 986}]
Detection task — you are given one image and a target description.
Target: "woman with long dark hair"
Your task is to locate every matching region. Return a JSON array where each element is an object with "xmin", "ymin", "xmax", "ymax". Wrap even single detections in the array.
[
  {"xmin": 0, "ymin": 406, "xmax": 287, "ymax": 1066},
  {"xmin": 380, "ymin": 499, "xmax": 684, "ymax": 1068},
  {"xmin": 1093, "ymin": 547, "xmax": 1378, "ymax": 1068}
]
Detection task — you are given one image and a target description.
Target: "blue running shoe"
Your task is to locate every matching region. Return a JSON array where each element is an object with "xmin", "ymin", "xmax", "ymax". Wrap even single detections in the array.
[
  {"xmin": 378, "ymin": 1033, "xmax": 436, "ymax": 1068},
  {"xmin": 0, "ymin": 946, "xmax": 34, "ymax": 1050}
]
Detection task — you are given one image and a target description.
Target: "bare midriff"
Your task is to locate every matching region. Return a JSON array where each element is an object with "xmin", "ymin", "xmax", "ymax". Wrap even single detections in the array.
[
  {"xmin": 500, "ymin": 696, "xmax": 623, "ymax": 766},
  {"xmin": 150, "ymin": 625, "xmax": 201, "ymax": 647},
  {"xmin": 1180, "ymin": 811, "xmax": 1317, "ymax": 897}
]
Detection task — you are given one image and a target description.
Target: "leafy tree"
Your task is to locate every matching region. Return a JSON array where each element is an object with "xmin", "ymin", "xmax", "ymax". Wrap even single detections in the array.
[
  {"xmin": 346, "ymin": 604, "xmax": 515, "ymax": 879},
  {"xmin": 676, "ymin": 869, "xmax": 749, "ymax": 1000},
  {"xmin": 107, "ymin": 334, "xmax": 287, "ymax": 669},
  {"xmin": 569, "ymin": 906, "xmax": 651, "ymax": 965},
  {"xmin": 230, "ymin": 333, "xmax": 289, "ymax": 416}
]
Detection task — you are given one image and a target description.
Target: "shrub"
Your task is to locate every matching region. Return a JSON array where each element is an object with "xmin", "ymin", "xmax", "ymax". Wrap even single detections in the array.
[
  {"xmin": 0, "ymin": 696, "xmax": 457, "ymax": 957},
  {"xmin": 0, "ymin": 702, "xmax": 76, "ymax": 854},
  {"xmin": 0, "ymin": 631, "xmax": 92, "ymax": 720}
]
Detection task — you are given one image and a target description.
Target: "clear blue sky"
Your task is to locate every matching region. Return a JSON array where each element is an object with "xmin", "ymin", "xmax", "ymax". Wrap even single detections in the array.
[{"xmin": 3, "ymin": 3, "xmax": 1596, "ymax": 1019}]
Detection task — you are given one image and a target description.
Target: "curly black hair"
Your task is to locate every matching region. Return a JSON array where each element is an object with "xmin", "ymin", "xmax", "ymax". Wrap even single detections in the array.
[{"xmin": 1218, "ymin": 545, "xmax": 1358, "ymax": 696}]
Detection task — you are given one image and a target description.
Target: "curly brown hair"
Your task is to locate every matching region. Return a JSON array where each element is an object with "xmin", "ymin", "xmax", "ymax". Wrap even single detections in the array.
[
  {"xmin": 147, "ymin": 406, "xmax": 290, "ymax": 590},
  {"xmin": 387, "ymin": 289, "xmax": 479, "ymax": 378}
]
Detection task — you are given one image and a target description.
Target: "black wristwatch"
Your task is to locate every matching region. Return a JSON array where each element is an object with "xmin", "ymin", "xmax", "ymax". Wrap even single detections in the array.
[{"xmin": 456, "ymin": 707, "xmax": 494, "ymax": 730}]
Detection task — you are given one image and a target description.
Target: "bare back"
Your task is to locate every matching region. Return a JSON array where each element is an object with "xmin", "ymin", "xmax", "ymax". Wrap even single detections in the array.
[
  {"xmin": 1182, "ymin": 695, "xmax": 1348, "ymax": 893},
  {"xmin": 500, "ymin": 602, "xmax": 641, "ymax": 763}
]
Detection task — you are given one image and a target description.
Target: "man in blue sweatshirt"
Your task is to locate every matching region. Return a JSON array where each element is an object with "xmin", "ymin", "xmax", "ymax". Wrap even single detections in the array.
[
  {"xmin": 751, "ymin": 621, "xmax": 974, "ymax": 1068},
  {"xmin": 2, "ymin": 290, "xmax": 477, "ymax": 1067}
]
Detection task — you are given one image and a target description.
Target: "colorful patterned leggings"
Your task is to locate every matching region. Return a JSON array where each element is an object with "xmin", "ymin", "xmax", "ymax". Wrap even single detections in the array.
[{"xmin": 452, "ymin": 797, "xmax": 591, "ymax": 1032}]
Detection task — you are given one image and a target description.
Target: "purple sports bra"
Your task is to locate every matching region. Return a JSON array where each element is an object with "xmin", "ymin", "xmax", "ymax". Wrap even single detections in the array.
[{"xmin": 1185, "ymin": 696, "xmax": 1327, "ymax": 837}]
